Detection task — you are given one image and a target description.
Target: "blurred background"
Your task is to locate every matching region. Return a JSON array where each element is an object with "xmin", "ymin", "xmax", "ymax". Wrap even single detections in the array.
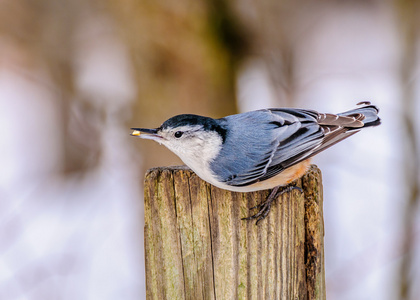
[{"xmin": 0, "ymin": 0, "xmax": 419, "ymax": 299}]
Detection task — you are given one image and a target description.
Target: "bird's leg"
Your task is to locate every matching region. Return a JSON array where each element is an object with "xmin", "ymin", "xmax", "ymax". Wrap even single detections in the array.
[{"xmin": 242, "ymin": 185, "xmax": 303, "ymax": 225}]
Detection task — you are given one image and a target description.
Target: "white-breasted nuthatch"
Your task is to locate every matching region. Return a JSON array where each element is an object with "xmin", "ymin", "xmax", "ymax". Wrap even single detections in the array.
[{"xmin": 131, "ymin": 102, "xmax": 380, "ymax": 223}]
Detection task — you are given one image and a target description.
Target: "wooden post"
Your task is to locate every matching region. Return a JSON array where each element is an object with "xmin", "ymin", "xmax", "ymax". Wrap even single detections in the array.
[{"xmin": 144, "ymin": 165, "xmax": 325, "ymax": 300}]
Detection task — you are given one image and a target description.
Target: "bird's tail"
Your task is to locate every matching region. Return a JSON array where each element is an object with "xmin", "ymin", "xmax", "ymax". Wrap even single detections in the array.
[{"xmin": 338, "ymin": 101, "xmax": 381, "ymax": 128}]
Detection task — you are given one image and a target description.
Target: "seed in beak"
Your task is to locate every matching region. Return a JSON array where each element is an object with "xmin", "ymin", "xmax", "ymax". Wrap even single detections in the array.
[{"xmin": 131, "ymin": 130, "xmax": 141, "ymax": 136}]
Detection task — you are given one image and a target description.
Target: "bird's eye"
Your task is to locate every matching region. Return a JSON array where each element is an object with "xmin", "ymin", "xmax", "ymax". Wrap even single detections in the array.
[{"xmin": 174, "ymin": 131, "xmax": 184, "ymax": 138}]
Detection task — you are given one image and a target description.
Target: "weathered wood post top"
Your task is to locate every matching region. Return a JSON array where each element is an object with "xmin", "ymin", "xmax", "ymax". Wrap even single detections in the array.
[{"xmin": 144, "ymin": 164, "xmax": 325, "ymax": 300}]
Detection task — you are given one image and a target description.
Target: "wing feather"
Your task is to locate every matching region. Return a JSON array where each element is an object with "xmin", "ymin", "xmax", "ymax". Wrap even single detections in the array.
[{"xmin": 211, "ymin": 104, "xmax": 379, "ymax": 187}]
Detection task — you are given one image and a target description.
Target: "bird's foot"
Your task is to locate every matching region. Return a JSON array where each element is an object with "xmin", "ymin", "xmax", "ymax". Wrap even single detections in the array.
[{"xmin": 242, "ymin": 185, "xmax": 303, "ymax": 225}]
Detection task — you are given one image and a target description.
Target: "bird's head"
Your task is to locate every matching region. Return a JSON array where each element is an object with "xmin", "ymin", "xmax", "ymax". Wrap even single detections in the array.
[{"xmin": 131, "ymin": 114, "xmax": 227, "ymax": 166}]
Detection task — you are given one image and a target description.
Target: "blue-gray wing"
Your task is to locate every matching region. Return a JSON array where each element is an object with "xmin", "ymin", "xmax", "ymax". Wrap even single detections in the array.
[{"xmin": 211, "ymin": 104, "xmax": 377, "ymax": 187}]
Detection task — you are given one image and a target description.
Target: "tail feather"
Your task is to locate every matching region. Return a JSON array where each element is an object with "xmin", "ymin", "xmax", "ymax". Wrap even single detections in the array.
[
  {"xmin": 338, "ymin": 101, "xmax": 381, "ymax": 128},
  {"xmin": 307, "ymin": 101, "xmax": 381, "ymax": 158}
]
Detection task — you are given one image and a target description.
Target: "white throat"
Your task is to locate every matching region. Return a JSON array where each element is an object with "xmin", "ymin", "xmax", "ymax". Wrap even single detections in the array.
[{"xmin": 162, "ymin": 130, "xmax": 223, "ymax": 185}]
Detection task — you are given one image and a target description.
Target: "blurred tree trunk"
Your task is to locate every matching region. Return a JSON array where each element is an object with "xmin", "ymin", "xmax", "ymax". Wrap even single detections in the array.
[
  {"xmin": 230, "ymin": 0, "xmax": 317, "ymax": 107},
  {"xmin": 107, "ymin": 0, "xmax": 247, "ymax": 172},
  {"xmin": 395, "ymin": 0, "xmax": 420, "ymax": 299},
  {"xmin": 0, "ymin": 0, "xmax": 106, "ymax": 174}
]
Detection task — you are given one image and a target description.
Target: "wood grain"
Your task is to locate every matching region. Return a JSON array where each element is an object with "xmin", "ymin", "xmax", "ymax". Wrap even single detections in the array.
[{"xmin": 144, "ymin": 165, "xmax": 325, "ymax": 300}]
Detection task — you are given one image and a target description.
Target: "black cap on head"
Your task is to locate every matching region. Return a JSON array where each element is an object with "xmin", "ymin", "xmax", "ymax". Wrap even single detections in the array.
[{"xmin": 161, "ymin": 114, "xmax": 228, "ymax": 143}]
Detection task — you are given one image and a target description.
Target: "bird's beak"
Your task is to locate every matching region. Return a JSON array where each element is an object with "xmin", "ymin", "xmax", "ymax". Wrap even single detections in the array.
[{"xmin": 130, "ymin": 128, "xmax": 162, "ymax": 141}]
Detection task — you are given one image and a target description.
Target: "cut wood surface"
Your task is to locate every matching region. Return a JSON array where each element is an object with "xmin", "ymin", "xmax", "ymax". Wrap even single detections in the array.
[{"xmin": 144, "ymin": 165, "xmax": 325, "ymax": 300}]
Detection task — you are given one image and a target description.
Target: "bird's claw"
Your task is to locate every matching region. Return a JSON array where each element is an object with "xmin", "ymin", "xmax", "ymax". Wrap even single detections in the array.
[
  {"xmin": 242, "ymin": 200, "xmax": 273, "ymax": 224},
  {"xmin": 242, "ymin": 185, "xmax": 303, "ymax": 225}
]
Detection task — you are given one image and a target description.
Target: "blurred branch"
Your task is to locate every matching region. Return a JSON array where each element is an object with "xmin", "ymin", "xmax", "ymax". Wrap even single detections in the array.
[
  {"xmin": 231, "ymin": 0, "xmax": 322, "ymax": 106},
  {"xmin": 395, "ymin": 0, "xmax": 420, "ymax": 299},
  {"xmin": 205, "ymin": 0, "xmax": 250, "ymax": 66}
]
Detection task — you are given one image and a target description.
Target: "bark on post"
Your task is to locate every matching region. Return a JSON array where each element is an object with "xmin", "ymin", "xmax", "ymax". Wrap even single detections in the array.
[{"xmin": 144, "ymin": 165, "xmax": 325, "ymax": 300}]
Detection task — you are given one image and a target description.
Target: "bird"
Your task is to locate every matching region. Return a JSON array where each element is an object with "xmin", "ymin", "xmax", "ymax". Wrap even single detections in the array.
[{"xmin": 131, "ymin": 101, "xmax": 380, "ymax": 223}]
